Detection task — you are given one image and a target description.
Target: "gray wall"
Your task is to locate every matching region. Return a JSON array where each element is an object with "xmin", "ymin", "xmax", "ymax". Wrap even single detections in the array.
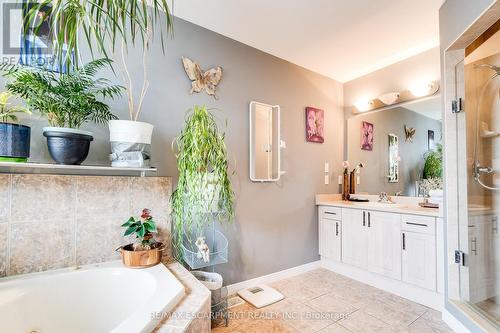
[
  {"xmin": 0, "ymin": 17, "xmax": 344, "ymax": 284},
  {"xmin": 347, "ymin": 107, "xmax": 442, "ymax": 196}
]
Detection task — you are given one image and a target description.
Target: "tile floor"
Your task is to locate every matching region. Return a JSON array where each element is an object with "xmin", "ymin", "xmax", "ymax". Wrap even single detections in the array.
[{"xmin": 212, "ymin": 268, "xmax": 454, "ymax": 333}]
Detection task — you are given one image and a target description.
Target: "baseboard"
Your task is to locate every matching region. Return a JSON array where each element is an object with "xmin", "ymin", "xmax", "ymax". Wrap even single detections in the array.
[
  {"xmin": 226, "ymin": 260, "xmax": 322, "ymax": 296},
  {"xmin": 321, "ymin": 258, "xmax": 444, "ymax": 311}
]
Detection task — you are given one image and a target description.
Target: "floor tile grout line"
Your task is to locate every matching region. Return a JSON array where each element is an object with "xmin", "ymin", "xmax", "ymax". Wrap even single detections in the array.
[{"xmin": 407, "ymin": 309, "xmax": 428, "ymax": 327}]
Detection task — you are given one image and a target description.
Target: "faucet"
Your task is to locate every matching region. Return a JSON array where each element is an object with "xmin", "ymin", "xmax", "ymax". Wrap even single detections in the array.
[{"xmin": 378, "ymin": 192, "xmax": 393, "ymax": 203}]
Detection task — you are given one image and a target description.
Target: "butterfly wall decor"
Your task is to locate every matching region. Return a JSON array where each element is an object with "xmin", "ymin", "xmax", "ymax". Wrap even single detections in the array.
[
  {"xmin": 404, "ymin": 125, "xmax": 416, "ymax": 142},
  {"xmin": 181, "ymin": 56, "xmax": 223, "ymax": 99}
]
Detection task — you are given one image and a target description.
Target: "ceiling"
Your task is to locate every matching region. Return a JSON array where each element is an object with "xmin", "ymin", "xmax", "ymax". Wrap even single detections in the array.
[
  {"xmin": 404, "ymin": 95, "xmax": 442, "ymax": 120},
  {"xmin": 173, "ymin": 0, "xmax": 443, "ymax": 83}
]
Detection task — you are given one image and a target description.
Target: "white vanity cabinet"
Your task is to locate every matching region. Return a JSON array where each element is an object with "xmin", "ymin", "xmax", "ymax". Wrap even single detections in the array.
[
  {"xmin": 318, "ymin": 204, "xmax": 441, "ymax": 295},
  {"xmin": 318, "ymin": 206, "xmax": 342, "ymax": 261},
  {"xmin": 401, "ymin": 215, "xmax": 437, "ymax": 291},
  {"xmin": 341, "ymin": 208, "xmax": 401, "ymax": 280}
]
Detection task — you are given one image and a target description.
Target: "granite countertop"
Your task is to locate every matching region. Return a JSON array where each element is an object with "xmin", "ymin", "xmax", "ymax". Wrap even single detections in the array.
[{"xmin": 316, "ymin": 194, "xmax": 443, "ymax": 218}]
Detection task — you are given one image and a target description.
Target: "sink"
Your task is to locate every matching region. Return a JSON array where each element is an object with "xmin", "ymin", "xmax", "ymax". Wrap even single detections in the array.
[{"xmin": 352, "ymin": 201, "xmax": 407, "ymax": 209}]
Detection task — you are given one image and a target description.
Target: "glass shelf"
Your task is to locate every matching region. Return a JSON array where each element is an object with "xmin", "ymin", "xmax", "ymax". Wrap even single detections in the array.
[{"xmin": 0, "ymin": 161, "xmax": 157, "ymax": 177}]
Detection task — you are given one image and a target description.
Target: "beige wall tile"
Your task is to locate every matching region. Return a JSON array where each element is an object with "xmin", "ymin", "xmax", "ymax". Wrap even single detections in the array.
[
  {"xmin": 0, "ymin": 175, "xmax": 10, "ymax": 223},
  {"xmin": 0, "ymin": 223, "xmax": 7, "ymax": 277},
  {"xmin": 129, "ymin": 177, "xmax": 172, "ymax": 217},
  {"xmin": 9, "ymin": 221, "xmax": 75, "ymax": 275},
  {"xmin": 76, "ymin": 176, "xmax": 129, "ymax": 218},
  {"xmin": 75, "ymin": 217, "xmax": 128, "ymax": 265},
  {"xmin": 11, "ymin": 175, "xmax": 74, "ymax": 223}
]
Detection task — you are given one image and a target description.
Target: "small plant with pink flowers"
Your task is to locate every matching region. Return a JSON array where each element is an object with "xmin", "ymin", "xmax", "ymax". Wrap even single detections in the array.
[{"xmin": 121, "ymin": 208, "xmax": 159, "ymax": 251}]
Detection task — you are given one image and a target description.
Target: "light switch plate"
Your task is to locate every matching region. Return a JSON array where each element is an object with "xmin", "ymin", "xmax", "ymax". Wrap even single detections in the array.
[
  {"xmin": 324, "ymin": 162, "xmax": 329, "ymax": 173},
  {"xmin": 324, "ymin": 175, "xmax": 329, "ymax": 185},
  {"xmin": 338, "ymin": 175, "xmax": 343, "ymax": 185}
]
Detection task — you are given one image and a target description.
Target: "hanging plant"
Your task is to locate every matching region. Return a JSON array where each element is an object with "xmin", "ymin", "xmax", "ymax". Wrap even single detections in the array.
[{"xmin": 171, "ymin": 105, "xmax": 235, "ymax": 258}]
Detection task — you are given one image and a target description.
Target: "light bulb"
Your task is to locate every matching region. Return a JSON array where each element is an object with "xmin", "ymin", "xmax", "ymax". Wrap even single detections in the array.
[
  {"xmin": 354, "ymin": 99, "xmax": 374, "ymax": 112},
  {"xmin": 410, "ymin": 81, "xmax": 434, "ymax": 97}
]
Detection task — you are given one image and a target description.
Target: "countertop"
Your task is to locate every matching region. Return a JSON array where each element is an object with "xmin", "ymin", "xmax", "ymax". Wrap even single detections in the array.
[{"xmin": 316, "ymin": 194, "xmax": 443, "ymax": 218}]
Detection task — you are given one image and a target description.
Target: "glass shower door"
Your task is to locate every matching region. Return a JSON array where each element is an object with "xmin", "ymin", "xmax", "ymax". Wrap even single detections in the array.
[{"xmin": 461, "ymin": 48, "xmax": 500, "ymax": 328}]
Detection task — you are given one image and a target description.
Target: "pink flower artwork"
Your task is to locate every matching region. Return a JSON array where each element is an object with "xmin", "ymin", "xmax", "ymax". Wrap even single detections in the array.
[
  {"xmin": 305, "ymin": 107, "xmax": 324, "ymax": 143},
  {"xmin": 361, "ymin": 121, "xmax": 374, "ymax": 151}
]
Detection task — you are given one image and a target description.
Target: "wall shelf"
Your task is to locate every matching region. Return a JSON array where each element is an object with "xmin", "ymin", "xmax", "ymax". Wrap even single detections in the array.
[{"xmin": 0, "ymin": 161, "xmax": 157, "ymax": 177}]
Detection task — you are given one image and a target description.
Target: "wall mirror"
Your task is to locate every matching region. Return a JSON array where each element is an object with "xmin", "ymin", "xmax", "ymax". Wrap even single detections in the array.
[
  {"xmin": 249, "ymin": 101, "xmax": 281, "ymax": 182},
  {"xmin": 346, "ymin": 95, "xmax": 442, "ymax": 196}
]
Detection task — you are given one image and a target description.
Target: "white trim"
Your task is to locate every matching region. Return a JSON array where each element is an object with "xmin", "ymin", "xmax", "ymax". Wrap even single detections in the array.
[
  {"xmin": 442, "ymin": 308, "xmax": 471, "ymax": 333},
  {"xmin": 226, "ymin": 260, "xmax": 321, "ymax": 296},
  {"xmin": 320, "ymin": 258, "xmax": 444, "ymax": 311}
]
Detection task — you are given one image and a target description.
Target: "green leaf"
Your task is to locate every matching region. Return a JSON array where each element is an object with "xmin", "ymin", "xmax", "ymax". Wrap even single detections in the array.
[
  {"xmin": 121, "ymin": 217, "xmax": 135, "ymax": 227},
  {"xmin": 137, "ymin": 225, "xmax": 146, "ymax": 238},
  {"xmin": 144, "ymin": 221, "xmax": 157, "ymax": 232},
  {"xmin": 124, "ymin": 225, "xmax": 138, "ymax": 236}
]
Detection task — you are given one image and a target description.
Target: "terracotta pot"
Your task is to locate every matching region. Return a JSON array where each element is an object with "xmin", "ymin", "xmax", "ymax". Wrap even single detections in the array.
[{"xmin": 117, "ymin": 242, "xmax": 165, "ymax": 268}]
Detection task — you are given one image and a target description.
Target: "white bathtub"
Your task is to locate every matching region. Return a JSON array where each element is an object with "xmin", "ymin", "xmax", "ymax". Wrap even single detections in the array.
[{"xmin": 0, "ymin": 261, "xmax": 185, "ymax": 333}]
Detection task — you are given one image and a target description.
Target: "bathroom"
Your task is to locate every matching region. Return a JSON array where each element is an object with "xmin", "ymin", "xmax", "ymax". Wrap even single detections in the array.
[{"xmin": 0, "ymin": 1, "xmax": 498, "ymax": 332}]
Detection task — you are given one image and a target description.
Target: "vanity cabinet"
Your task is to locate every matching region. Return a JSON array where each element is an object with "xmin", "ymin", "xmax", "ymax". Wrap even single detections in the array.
[
  {"xmin": 401, "ymin": 214, "xmax": 436, "ymax": 290},
  {"xmin": 318, "ymin": 204, "xmax": 441, "ymax": 294},
  {"xmin": 341, "ymin": 208, "xmax": 401, "ymax": 279},
  {"xmin": 318, "ymin": 206, "xmax": 341, "ymax": 261}
]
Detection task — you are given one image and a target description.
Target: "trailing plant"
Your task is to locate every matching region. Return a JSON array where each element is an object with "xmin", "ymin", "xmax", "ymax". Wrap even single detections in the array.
[
  {"xmin": 0, "ymin": 59, "xmax": 123, "ymax": 128},
  {"xmin": 171, "ymin": 105, "xmax": 235, "ymax": 258},
  {"xmin": 0, "ymin": 92, "xmax": 31, "ymax": 123},
  {"xmin": 423, "ymin": 143, "xmax": 443, "ymax": 179},
  {"xmin": 25, "ymin": 0, "xmax": 173, "ymax": 71},
  {"xmin": 121, "ymin": 208, "xmax": 158, "ymax": 250}
]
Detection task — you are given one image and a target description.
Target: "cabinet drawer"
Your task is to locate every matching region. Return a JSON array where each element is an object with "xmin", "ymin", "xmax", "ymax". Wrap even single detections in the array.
[
  {"xmin": 401, "ymin": 214, "xmax": 435, "ymax": 235},
  {"xmin": 319, "ymin": 206, "xmax": 341, "ymax": 221}
]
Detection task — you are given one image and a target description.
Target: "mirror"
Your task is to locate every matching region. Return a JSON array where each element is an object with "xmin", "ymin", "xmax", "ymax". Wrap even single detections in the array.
[
  {"xmin": 346, "ymin": 96, "xmax": 442, "ymax": 196},
  {"xmin": 249, "ymin": 101, "xmax": 281, "ymax": 182}
]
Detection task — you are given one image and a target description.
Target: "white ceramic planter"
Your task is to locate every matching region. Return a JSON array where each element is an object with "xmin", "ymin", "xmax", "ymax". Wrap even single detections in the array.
[{"xmin": 108, "ymin": 120, "xmax": 154, "ymax": 167}]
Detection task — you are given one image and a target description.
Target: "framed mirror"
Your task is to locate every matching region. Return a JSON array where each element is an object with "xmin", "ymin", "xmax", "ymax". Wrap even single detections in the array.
[
  {"xmin": 346, "ymin": 95, "xmax": 442, "ymax": 196},
  {"xmin": 249, "ymin": 101, "xmax": 281, "ymax": 182}
]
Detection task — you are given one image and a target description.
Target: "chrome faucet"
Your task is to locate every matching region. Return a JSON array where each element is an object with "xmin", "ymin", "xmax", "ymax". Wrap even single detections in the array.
[{"xmin": 378, "ymin": 192, "xmax": 393, "ymax": 203}]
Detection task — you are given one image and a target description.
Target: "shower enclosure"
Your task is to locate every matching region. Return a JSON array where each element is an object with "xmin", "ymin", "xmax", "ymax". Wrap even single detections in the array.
[{"xmin": 458, "ymin": 36, "xmax": 500, "ymax": 328}]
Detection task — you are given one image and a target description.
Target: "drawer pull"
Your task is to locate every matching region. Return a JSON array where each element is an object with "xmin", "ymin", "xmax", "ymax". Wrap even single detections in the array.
[
  {"xmin": 325, "ymin": 212, "xmax": 337, "ymax": 215},
  {"xmin": 402, "ymin": 233, "xmax": 406, "ymax": 250},
  {"xmin": 363, "ymin": 211, "xmax": 366, "ymax": 226},
  {"xmin": 368, "ymin": 212, "xmax": 371, "ymax": 228},
  {"xmin": 335, "ymin": 222, "xmax": 339, "ymax": 236},
  {"xmin": 406, "ymin": 222, "xmax": 427, "ymax": 227}
]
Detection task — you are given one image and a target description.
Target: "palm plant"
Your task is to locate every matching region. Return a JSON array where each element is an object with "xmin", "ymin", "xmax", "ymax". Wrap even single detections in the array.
[
  {"xmin": 0, "ymin": 92, "xmax": 31, "ymax": 123},
  {"xmin": 25, "ymin": 0, "xmax": 173, "ymax": 71},
  {"xmin": 171, "ymin": 105, "xmax": 235, "ymax": 258},
  {"xmin": 0, "ymin": 59, "xmax": 123, "ymax": 128}
]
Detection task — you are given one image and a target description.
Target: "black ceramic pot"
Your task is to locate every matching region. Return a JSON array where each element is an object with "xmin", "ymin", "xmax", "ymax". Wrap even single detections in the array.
[
  {"xmin": 43, "ymin": 127, "xmax": 93, "ymax": 165},
  {"xmin": 0, "ymin": 123, "xmax": 31, "ymax": 162}
]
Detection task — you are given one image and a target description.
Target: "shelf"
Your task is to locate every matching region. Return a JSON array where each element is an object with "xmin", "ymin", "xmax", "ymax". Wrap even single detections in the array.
[{"xmin": 0, "ymin": 161, "xmax": 157, "ymax": 177}]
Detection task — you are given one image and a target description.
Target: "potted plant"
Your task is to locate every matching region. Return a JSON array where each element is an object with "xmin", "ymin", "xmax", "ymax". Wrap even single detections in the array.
[
  {"xmin": 171, "ymin": 105, "xmax": 235, "ymax": 262},
  {"xmin": 0, "ymin": 92, "xmax": 31, "ymax": 162},
  {"xmin": 0, "ymin": 59, "xmax": 123, "ymax": 165},
  {"xmin": 24, "ymin": 2, "xmax": 174, "ymax": 167},
  {"xmin": 117, "ymin": 209, "xmax": 165, "ymax": 268}
]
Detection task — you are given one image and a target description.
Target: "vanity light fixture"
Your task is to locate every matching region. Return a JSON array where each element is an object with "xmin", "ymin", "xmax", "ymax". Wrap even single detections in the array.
[
  {"xmin": 353, "ymin": 80, "xmax": 439, "ymax": 113},
  {"xmin": 377, "ymin": 92, "xmax": 400, "ymax": 105},
  {"xmin": 409, "ymin": 80, "xmax": 438, "ymax": 97},
  {"xmin": 354, "ymin": 99, "xmax": 374, "ymax": 112}
]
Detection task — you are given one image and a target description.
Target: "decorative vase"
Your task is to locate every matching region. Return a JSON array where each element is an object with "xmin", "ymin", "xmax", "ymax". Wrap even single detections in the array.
[
  {"xmin": 342, "ymin": 172, "xmax": 350, "ymax": 200},
  {"xmin": 117, "ymin": 242, "xmax": 165, "ymax": 268},
  {"xmin": 43, "ymin": 127, "xmax": 93, "ymax": 165},
  {"xmin": 0, "ymin": 123, "xmax": 31, "ymax": 162},
  {"xmin": 108, "ymin": 120, "xmax": 154, "ymax": 168}
]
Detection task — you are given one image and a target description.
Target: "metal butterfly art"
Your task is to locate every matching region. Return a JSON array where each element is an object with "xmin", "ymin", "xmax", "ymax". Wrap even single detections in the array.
[
  {"xmin": 404, "ymin": 125, "xmax": 416, "ymax": 142},
  {"xmin": 181, "ymin": 56, "xmax": 223, "ymax": 99}
]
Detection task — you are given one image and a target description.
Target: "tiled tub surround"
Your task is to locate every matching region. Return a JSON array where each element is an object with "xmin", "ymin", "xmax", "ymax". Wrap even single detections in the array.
[{"xmin": 0, "ymin": 174, "xmax": 173, "ymax": 277}]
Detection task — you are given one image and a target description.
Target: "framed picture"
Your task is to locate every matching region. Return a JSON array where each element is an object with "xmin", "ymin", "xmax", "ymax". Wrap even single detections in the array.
[
  {"xmin": 305, "ymin": 107, "xmax": 324, "ymax": 143},
  {"xmin": 361, "ymin": 121, "xmax": 374, "ymax": 151},
  {"xmin": 428, "ymin": 130, "xmax": 435, "ymax": 150}
]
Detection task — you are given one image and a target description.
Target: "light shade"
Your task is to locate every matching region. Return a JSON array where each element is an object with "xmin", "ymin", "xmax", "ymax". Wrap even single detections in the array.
[
  {"xmin": 377, "ymin": 92, "xmax": 400, "ymax": 105},
  {"xmin": 410, "ymin": 81, "xmax": 437, "ymax": 97},
  {"xmin": 355, "ymin": 99, "xmax": 374, "ymax": 112}
]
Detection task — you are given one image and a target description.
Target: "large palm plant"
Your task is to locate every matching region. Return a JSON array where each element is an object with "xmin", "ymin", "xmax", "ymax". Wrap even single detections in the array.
[
  {"xmin": 26, "ymin": 0, "xmax": 173, "ymax": 71},
  {"xmin": 0, "ymin": 59, "xmax": 123, "ymax": 128}
]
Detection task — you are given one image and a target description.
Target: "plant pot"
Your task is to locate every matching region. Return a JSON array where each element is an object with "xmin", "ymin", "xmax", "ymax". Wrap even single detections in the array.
[
  {"xmin": 117, "ymin": 242, "xmax": 164, "ymax": 268},
  {"xmin": 109, "ymin": 120, "xmax": 153, "ymax": 168},
  {"xmin": 43, "ymin": 127, "xmax": 93, "ymax": 165},
  {"xmin": 0, "ymin": 123, "xmax": 31, "ymax": 162}
]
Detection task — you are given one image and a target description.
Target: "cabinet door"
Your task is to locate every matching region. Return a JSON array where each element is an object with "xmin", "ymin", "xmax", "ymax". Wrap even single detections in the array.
[
  {"xmin": 341, "ymin": 208, "xmax": 367, "ymax": 269},
  {"xmin": 367, "ymin": 211, "xmax": 402, "ymax": 280},
  {"xmin": 319, "ymin": 218, "xmax": 341, "ymax": 261},
  {"xmin": 402, "ymin": 232, "xmax": 436, "ymax": 290}
]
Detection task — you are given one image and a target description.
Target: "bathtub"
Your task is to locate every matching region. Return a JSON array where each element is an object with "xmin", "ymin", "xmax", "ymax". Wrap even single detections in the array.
[{"xmin": 0, "ymin": 261, "xmax": 185, "ymax": 333}]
